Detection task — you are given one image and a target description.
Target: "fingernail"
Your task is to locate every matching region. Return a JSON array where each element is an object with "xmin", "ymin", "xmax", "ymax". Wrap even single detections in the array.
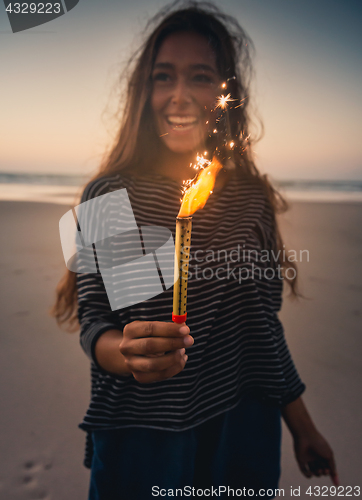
[
  {"xmin": 180, "ymin": 348, "xmax": 186, "ymax": 356},
  {"xmin": 184, "ymin": 355, "xmax": 188, "ymax": 362},
  {"xmin": 184, "ymin": 336, "xmax": 194, "ymax": 346},
  {"xmin": 179, "ymin": 326, "xmax": 190, "ymax": 335}
]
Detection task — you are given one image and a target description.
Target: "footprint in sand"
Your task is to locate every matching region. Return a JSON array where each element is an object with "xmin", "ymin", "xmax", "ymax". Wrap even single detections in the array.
[
  {"xmin": 17, "ymin": 459, "xmax": 52, "ymax": 499},
  {"xmin": 14, "ymin": 311, "xmax": 30, "ymax": 317},
  {"xmin": 13, "ymin": 269, "xmax": 26, "ymax": 275}
]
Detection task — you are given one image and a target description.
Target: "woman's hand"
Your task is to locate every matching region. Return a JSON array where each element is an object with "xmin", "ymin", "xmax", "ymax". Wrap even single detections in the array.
[
  {"xmin": 119, "ymin": 320, "xmax": 194, "ymax": 383},
  {"xmin": 293, "ymin": 429, "xmax": 338, "ymax": 485},
  {"xmin": 282, "ymin": 397, "xmax": 339, "ymax": 485}
]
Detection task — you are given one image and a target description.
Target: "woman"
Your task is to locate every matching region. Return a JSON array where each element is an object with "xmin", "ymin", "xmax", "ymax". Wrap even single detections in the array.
[{"xmin": 53, "ymin": 2, "xmax": 337, "ymax": 498}]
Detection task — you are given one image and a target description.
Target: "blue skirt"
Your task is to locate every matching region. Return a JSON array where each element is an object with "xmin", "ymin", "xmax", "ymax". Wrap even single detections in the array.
[{"xmin": 88, "ymin": 396, "xmax": 281, "ymax": 499}]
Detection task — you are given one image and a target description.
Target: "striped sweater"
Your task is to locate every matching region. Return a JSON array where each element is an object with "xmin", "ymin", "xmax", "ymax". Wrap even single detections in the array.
[{"xmin": 76, "ymin": 169, "xmax": 305, "ymax": 468}]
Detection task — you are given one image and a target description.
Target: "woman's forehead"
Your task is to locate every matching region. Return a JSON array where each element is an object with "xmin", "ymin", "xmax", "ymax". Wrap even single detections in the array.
[{"xmin": 154, "ymin": 31, "xmax": 217, "ymax": 70}]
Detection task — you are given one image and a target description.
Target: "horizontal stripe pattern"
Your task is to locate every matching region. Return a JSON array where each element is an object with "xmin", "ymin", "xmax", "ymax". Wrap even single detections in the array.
[{"xmin": 76, "ymin": 170, "xmax": 305, "ymax": 468}]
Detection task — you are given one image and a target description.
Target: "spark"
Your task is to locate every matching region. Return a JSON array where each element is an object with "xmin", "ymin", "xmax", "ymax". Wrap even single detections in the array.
[
  {"xmin": 229, "ymin": 141, "xmax": 234, "ymax": 148},
  {"xmin": 215, "ymin": 93, "xmax": 235, "ymax": 109},
  {"xmin": 196, "ymin": 155, "xmax": 210, "ymax": 168},
  {"xmin": 234, "ymin": 96, "xmax": 248, "ymax": 109},
  {"xmin": 159, "ymin": 133, "xmax": 168, "ymax": 137},
  {"xmin": 213, "ymin": 128, "xmax": 218, "ymax": 133},
  {"xmin": 221, "ymin": 82, "xmax": 227, "ymax": 89}
]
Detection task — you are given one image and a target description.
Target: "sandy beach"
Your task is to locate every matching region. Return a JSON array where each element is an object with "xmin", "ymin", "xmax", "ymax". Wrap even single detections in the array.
[{"xmin": 0, "ymin": 199, "xmax": 361, "ymax": 499}]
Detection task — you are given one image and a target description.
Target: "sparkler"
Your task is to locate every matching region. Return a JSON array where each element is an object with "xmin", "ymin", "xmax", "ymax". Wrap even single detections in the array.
[{"xmin": 172, "ymin": 157, "xmax": 223, "ymax": 323}]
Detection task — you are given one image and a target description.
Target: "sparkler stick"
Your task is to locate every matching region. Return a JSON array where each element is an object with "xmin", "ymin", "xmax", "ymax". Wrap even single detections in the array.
[
  {"xmin": 172, "ymin": 216, "xmax": 192, "ymax": 324},
  {"xmin": 172, "ymin": 157, "xmax": 223, "ymax": 324}
]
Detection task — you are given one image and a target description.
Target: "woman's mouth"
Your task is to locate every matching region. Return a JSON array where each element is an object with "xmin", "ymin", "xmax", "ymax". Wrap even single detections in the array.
[{"xmin": 166, "ymin": 115, "xmax": 198, "ymax": 131}]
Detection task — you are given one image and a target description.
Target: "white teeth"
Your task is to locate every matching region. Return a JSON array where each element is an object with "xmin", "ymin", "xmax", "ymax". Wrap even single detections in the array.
[{"xmin": 167, "ymin": 116, "xmax": 197, "ymax": 125}]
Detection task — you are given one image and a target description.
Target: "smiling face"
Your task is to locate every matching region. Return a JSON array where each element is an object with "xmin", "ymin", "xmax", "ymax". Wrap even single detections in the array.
[{"xmin": 151, "ymin": 31, "xmax": 220, "ymax": 155}]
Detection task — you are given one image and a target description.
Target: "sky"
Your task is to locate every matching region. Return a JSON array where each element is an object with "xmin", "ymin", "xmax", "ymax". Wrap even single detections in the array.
[{"xmin": 0, "ymin": 0, "xmax": 361, "ymax": 180}]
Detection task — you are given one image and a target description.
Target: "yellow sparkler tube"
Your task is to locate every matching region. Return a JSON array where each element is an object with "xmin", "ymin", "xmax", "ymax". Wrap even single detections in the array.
[{"xmin": 172, "ymin": 216, "xmax": 192, "ymax": 324}]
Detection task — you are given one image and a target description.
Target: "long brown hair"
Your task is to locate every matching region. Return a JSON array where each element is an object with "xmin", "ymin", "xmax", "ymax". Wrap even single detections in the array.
[{"xmin": 51, "ymin": 0, "xmax": 299, "ymax": 331}]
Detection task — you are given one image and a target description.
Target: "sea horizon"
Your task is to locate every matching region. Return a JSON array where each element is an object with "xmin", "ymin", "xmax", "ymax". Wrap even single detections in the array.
[{"xmin": 0, "ymin": 171, "xmax": 362, "ymax": 205}]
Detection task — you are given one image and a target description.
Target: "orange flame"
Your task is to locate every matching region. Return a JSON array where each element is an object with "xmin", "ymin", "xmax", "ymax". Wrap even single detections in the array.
[{"xmin": 178, "ymin": 156, "xmax": 223, "ymax": 218}]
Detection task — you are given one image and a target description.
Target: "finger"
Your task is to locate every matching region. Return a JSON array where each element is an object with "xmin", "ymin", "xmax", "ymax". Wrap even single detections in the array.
[
  {"xmin": 327, "ymin": 454, "xmax": 337, "ymax": 479},
  {"xmin": 308, "ymin": 461, "xmax": 324, "ymax": 477},
  {"xmin": 309, "ymin": 464, "xmax": 320, "ymax": 475},
  {"xmin": 298, "ymin": 462, "xmax": 312, "ymax": 478},
  {"xmin": 310, "ymin": 456, "xmax": 330, "ymax": 474},
  {"xmin": 124, "ymin": 321, "xmax": 190, "ymax": 340},
  {"xmin": 122, "ymin": 335, "xmax": 194, "ymax": 356},
  {"xmin": 128, "ymin": 348, "xmax": 186, "ymax": 373},
  {"xmin": 319, "ymin": 454, "xmax": 338, "ymax": 485},
  {"xmin": 330, "ymin": 472, "xmax": 340, "ymax": 486},
  {"xmin": 309, "ymin": 467, "xmax": 321, "ymax": 477},
  {"xmin": 157, "ymin": 354, "xmax": 189, "ymax": 380},
  {"xmin": 132, "ymin": 353, "xmax": 188, "ymax": 383}
]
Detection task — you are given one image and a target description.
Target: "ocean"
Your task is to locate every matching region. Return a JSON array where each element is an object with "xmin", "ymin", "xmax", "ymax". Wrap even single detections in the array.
[
  {"xmin": 0, "ymin": 172, "xmax": 361, "ymax": 205},
  {"xmin": 0, "ymin": 172, "xmax": 86, "ymax": 205}
]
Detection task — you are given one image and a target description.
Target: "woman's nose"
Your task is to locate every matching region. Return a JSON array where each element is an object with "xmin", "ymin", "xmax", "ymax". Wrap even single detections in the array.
[{"xmin": 171, "ymin": 80, "xmax": 192, "ymax": 106}]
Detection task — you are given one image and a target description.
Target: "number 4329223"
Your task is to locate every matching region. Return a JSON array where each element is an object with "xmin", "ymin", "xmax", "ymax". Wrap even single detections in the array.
[
  {"xmin": 305, "ymin": 485, "xmax": 360, "ymax": 496},
  {"xmin": 5, "ymin": 3, "xmax": 61, "ymax": 14}
]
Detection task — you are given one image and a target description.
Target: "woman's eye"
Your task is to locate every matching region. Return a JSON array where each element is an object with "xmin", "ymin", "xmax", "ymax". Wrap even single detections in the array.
[
  {"xmin": 193, "ymin": 74, "xmax": 214, "ymax": 83},
  {"xmin": 153, "ymin": 72, "xmax": 171, "ymax": 82}
]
